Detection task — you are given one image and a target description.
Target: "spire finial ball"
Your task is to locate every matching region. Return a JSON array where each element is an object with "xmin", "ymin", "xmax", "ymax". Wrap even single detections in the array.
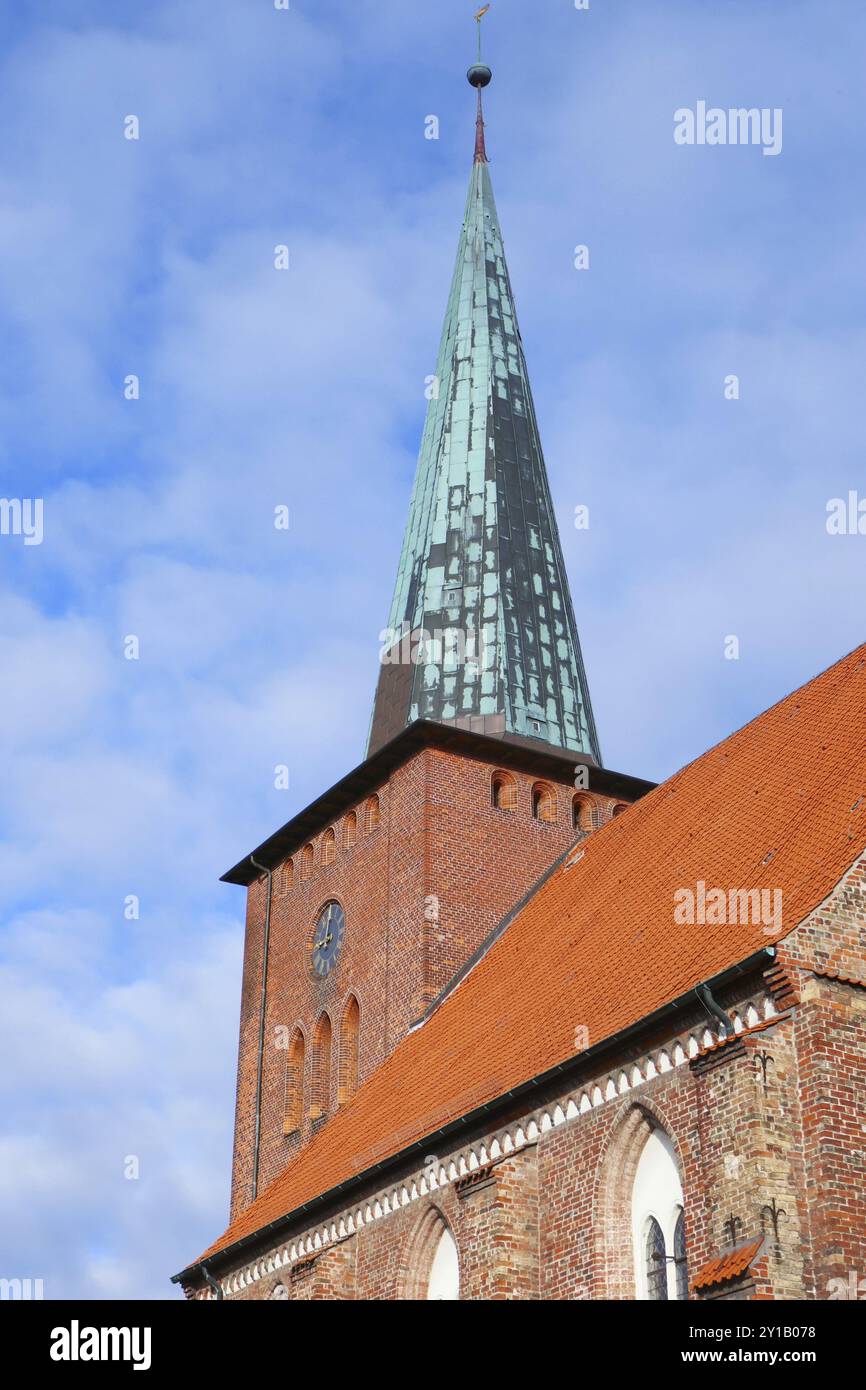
[{"xmin": 467, "ymin": 64, "xmax": 492, "ymax": 89}]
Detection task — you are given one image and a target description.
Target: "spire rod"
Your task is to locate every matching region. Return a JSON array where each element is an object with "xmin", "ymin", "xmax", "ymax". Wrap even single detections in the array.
[
  {"xmin": 474, "ymin": 89, "xmax": 487, "ymax": 164},
  {"xmin": 468, "ymin": 6, "xmax": 492, "ymax": 165}
]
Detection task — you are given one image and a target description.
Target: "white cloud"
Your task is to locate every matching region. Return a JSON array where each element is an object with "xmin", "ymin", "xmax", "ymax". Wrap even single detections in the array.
[{"xmin": 1, "ymin": 0, "xmax": 864, "ymax": 1298}]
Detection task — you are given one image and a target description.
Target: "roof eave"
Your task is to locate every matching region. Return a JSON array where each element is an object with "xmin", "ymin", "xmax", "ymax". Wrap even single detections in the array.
[
  {"xmin": 172, "ymin": 944, "xmax": 774, "ymax": 1290},
  {"xmin": 221, "ymin": 719, "xmax": 655, "ymax": 886}
]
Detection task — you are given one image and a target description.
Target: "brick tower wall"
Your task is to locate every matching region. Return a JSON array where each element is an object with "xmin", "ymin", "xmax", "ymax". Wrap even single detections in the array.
[{"xmin": 228, "ymin": 743, "xmax": 627, "ymax": 1220}]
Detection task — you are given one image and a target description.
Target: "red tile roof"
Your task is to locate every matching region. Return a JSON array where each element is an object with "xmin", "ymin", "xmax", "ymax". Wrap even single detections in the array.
[
  {"xmin": 186, "ymin": 644, "xmax": 866, "ymax": 1276},
  {"xmin": 692, "ymin": 1239, "xmax": 764, "ymax": 1292}
]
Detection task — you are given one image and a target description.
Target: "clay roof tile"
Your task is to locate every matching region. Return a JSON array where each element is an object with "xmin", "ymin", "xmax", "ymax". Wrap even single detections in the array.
[{"xmin": 180, "ymin": 643, "xmax": 866, "ymax": 1279}]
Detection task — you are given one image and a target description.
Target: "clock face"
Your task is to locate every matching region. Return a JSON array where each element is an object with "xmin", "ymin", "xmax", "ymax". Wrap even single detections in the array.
[{"xmin": 311, "ymin": 901, "xmax": 345, "ymax": 978}]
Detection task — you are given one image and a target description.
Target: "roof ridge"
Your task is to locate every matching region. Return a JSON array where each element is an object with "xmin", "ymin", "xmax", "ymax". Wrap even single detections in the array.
[{"xmin": 638, "ymin": 640, "xmax": 866, "ymax": 796}]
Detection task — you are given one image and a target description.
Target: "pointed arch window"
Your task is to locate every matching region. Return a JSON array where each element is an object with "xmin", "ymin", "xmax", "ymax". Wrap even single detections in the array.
[
  {"xmin": 301, "ymin": 843, "xmax": 314, "ymax": 880},
  {"xmin": 366, "ymin": 795, "xmax": 381, "ymax": 833},
  {"xmin": 403, "ymin": 1208, "xmax": 460, "ymax": 1300},
  {"xmin": 631, "ymin": 1127, "xmax": 688, "ymax": 1300},
  {"xmin": 491, "ymin": 771, "xmax": 517, "ymax": 811},
  {"xmin": 427, "ymin": 1226, "xmax": 460, "ymax": 1301},
  {"xmin": 283, "ymin": 1029, "xmax": 305, "ymax": 1135},
  {"xmin": 531, "ymin": 782, "xmax": 556, "ymax": 823},
  {"xmin": 344, "ymin": 812, "xmax": 357, "ymax": 849},
  {"xmin": 310, "ymin": 1013, "xmax": 332, "ymax": 1120},
  {"xmin": 645, "ymin": 1218, "xmax": 668, "ymax": 1301},
  {"xmin": 321, "ymin": 828, "xmax": 336, "ymax": 866},
  {"xmin": 338, "ymin": 995, "xmax": 360, "ymax": 1104},
  {"xmin": 572, "ymin": 794, "xmax": 593, "ymax": 832}
]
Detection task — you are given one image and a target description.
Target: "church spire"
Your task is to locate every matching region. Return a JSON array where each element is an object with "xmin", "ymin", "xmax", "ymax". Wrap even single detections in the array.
[{"xmin": 368, "ymin": 36, "xmax": 601, "ymax": 764}]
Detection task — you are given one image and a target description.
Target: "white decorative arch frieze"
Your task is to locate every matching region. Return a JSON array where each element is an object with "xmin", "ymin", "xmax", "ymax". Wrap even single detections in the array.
[{"xmin": 214, "ymin": 990, "xmax": 778, "ymax": 1297}]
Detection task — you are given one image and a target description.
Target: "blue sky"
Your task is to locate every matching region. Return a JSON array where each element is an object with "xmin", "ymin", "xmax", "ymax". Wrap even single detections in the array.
[{"xmin": 1, "ymin": 0, "xmax": 864, "ymax": 1299}]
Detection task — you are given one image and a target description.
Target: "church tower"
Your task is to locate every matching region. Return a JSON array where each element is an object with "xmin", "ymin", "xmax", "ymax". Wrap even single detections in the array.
[
  {"xmin": 224, "ymin": 55, "xmax": 651, "ymax": 1224},
  {"xmin": 369, "ymin": 62, "xmax": 600, "ymax": 763}
]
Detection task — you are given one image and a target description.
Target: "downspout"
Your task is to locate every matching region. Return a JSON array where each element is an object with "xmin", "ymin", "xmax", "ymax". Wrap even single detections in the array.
[
  {"xmin": 694, "ymin": 980, "xmax": 735, "ymax": 1033},
  {"xmin": 695, "ymin": 947, "xmax": 776, "ymax": 1037},
  {"xmin": 250, "ymin": 853, "xmax": 273, "ymax": 1204},
  {"xmin": 201, "ymin": 1264, "xmax": 223, "ymax": 1302}
]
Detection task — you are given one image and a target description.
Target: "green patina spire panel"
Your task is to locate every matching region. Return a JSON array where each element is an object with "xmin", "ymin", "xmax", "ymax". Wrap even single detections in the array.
[{"xmin": 368, "ymin": 69, "xmax": 601, "ymax": 764}]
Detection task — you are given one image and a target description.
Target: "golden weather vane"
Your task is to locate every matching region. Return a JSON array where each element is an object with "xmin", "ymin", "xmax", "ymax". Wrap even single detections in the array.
[{"xmin": 475, "ymin": 5, "xmax": 491, "ymax": 62}]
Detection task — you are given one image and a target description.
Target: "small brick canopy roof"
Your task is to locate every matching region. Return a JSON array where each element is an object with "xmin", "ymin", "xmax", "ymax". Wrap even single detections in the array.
[
  {"xmin": 178, "ymin": 644, "xmax": 866, "ymax": 1282},
  {"xmin": 691, "ymin": 1239, "xmax": 765, "ymax": 1292}
]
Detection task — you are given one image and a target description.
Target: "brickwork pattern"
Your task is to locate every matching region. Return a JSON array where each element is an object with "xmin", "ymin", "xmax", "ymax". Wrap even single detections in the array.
[
  {"xmin": 205, "ymin": 846, "xmax": 866, "ymax": 1300},
  {"xmin": 229, "ymin": 745, "xmax": 623, "ymax": 1219}
]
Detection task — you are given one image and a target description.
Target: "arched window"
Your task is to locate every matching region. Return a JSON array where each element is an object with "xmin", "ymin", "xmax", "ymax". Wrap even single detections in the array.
[
  {"xmin": 301, "ymin": 843, "xmax": 314, "ymax": 880},
  {"xmin": 631, "ymin": 1128, "xmax": 687, "ymax": 1300},
  {"xmin": 338, "ymin": 995, "xmax": 360, "ymax": 1104},
  {"xmin": 403, "ymin": 1207, "xmax": 460, "ymax": 1300},
  {"xmin": 531, "ymin": 782, "xmax": 556, "ymax": 823},
  {"xmin": 572, "ymin": 794, "xmax": 593, "ymax": 832},
  {"xmin": 366, "ymin": 795, "xmax": 381, "ymax": 832},
  {"xmin": 321, "ymin": 828, "xmax": 336, "ymax": 866},
  {"xmin": 427, "ymin": 1226, "xmax": 460, "ymax": 1301},
  {"xmin": 491, "ymin": 771, "xmax": 517, "ymax": 811},
  {"xmin": 645, "ymin": 1218, "xmax": 668, "ymax": 1301},
  {"xmin": 275, "ymin": 858, "xmax": 293, "ymax": 898},
  {"xmin": 283, "ymin": 1028, "xmax": 305, "ymax": 1135},
  {"xmin": 612, "ymin": 802, "xmax": 628, "ymax": 817},
  {"xmin": 344, "ymin": 812, "xmax": 357, "ymax": 849},
  {"xmin": 311, "ymin": 1013, "xmax": 332, "ymax": 1120}
]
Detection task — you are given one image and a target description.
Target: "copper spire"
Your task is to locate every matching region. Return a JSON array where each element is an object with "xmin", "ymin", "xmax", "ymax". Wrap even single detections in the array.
[{"xmin": 368, "ymin": 12, "xmax": 601, "ymax": 764}]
